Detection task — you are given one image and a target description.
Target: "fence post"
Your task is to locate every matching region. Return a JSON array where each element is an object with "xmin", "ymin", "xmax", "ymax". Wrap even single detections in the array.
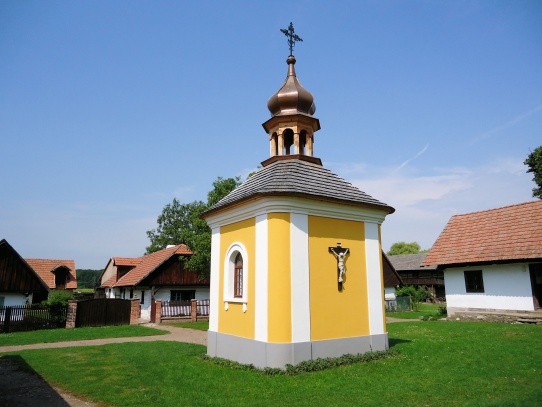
[
  {"xmin": 4, "ymin": 307, "xmax": 12, "ymax": 333},
  {"xmin": 154, "ymin": 300, "xmax": 162, "ymax": 324},
  {"xmin": 191, "ymin": 299, "xmax": 197, "ymax": 322},
  {"xmin": 65, "ymin": 300, "xmax": 78, "ymax": 329},
  {"xmin": 130, "ymin": 299, "xmax": 140, "ymax": 325}
]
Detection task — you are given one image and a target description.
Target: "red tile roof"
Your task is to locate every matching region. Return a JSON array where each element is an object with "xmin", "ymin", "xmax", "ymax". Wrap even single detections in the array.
[
  {"xmin": 423, "ymin": 200, "xmax": 542, "ymax": 267},
  {"xmin": 114, "ymin": 244, "xmax": 192, "ymax": 287},
  {"xmin": 99, "ymin": 275, "xmax": 117, "ymax": 288},
  {"xmin": 113, "ymin": 257, "xmax": 141, "ymax": 267},
  {"xmin": 24, "ymin": 259, "xmax": 77, "ymax": 289}
]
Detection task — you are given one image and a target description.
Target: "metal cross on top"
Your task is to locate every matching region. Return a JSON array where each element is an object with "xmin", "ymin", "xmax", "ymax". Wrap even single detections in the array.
[
  {"xmin": 329, "ymin": 243, "xmax": 350, "ymax": 291},
  {"xmin": 280, "ymin": 22, "xmax": 303, "ymax": 56}
]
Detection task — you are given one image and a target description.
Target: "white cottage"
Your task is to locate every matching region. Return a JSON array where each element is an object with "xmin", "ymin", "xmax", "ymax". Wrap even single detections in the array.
[
  {"xmin": 98, "ymin": 244, "xmax": 209, "ymax": 321},
  {"xmin": 423, "ymin": 201, "xmax": 542, "ymax": 315}
]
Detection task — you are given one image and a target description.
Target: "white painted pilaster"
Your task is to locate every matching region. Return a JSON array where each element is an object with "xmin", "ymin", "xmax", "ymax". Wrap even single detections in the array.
[
  {"xmin": 209, "ymin": 227, "xmax": 220, "ymax": 332},
  {"xmin": 365, "ymin": 222, "xmax": 385, "ymax": 335},
  {"xmin": 255, "ymin": 214, "xmax": 269, "ymax": 341},
  {"xmin": 290, "ymin": 212, "xmax": 311, "ymax": 343}
]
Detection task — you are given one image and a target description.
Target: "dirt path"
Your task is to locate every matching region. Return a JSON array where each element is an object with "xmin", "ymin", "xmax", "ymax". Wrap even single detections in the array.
[{"xmin": 0, "ymin": 324, "xmax": 206, "ymax": 407}]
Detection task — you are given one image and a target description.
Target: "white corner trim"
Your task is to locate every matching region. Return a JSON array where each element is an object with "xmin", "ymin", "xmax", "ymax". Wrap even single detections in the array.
[
  {"xmin": 255, "ymin": 214, "xmax": 269, "ymax": 341},
  {"xmin": 209, "ymin": 227, "xmax": 220, "ymax": 331},
  {"xmin": 290, "ymin": 213, "xmax": 311, "ymax": 343},
  {"xmin": 365, "ymin": 222, "xmax": 385, "ymax": 335}
]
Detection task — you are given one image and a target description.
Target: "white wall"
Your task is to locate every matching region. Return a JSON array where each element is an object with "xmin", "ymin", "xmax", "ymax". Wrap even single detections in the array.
[
  {"xmin": 384, "ymin": 287, "xmax": 396, "ymax": 300},
  {"xmin": 0, "ymin": 293, "xmax": 31, "ymax": 307},
  {"xmin": 100, "ymin": 260, "xmax": 116, "ymax": 285},
  {"xmin": 144, "ymin": 287, "xmax": 210, "ymax": 321},
  {"xmin": 445, "ymin": 263, "xmax": 535, "ymax": 313}
]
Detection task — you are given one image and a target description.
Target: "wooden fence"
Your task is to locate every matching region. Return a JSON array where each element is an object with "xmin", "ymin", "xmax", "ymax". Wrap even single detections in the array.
[
  {"xmin": 75, "ymin": 298, "xmax": 131, "ymax": 328},
  {"xmin": 0, "ymin": 305, "xmax": 67, "ymax": 333},
  {"xmin": 161, "ymin": 299, "xmax": 210, "ymax": 318},
  {"xmin": 385, "ymin": 296, "xmax": 411, "ymax": 312},
  {"xmin": 197, "ymin": 299, "xmax": 210, "ymax": 316}
]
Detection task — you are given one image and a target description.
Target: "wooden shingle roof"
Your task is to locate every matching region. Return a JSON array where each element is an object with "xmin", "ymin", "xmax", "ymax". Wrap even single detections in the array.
[
  {"xmin": 388, "ymin": 253, "xmax": 437, "ymax": 271},
  {"xmin": 25, "ymin": 258, "xmax": 77, "ymax": 290},
  {"xmin": 423, "ymin": 200, "xmax": 542, "ymax": 267},
  {"xmin": 203, "ymin": 158, "xmax": 394, "ymax": 217}
]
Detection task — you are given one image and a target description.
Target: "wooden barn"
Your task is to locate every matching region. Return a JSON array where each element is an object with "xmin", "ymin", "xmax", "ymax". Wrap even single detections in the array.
[{"xmin": 0, "ymin": 239, "xmax": 50, "ymax": 306}]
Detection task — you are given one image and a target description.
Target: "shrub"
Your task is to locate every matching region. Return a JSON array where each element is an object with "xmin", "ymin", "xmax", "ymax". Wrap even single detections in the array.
[{"xmin": 395, "ymin": 285, "xmax": 430, "ymax": 311}]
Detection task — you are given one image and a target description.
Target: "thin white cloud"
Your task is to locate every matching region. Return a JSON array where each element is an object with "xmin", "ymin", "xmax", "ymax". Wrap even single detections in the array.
[
  {"xmin": 393, "ymin": 144, "xmax": 429, "ymax": 173},
  {"xmin": 472, "ymin": 104, "xmax": 542, "ymax": 142},
  {"xmin": 329, "ymin": 155, "xmax": 534, "ymax": 252}
]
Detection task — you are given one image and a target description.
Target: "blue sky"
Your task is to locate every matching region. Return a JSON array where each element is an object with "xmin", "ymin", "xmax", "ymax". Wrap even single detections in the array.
[{"xmin": 1, "ymin": 1, "xmax": 540, "ymax": 269}]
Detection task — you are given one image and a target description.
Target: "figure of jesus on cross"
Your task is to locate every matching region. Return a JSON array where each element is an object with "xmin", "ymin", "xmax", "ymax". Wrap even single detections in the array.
[{"xmin": 329, "ymin": 243, "xmax": 350, "ymax": 291}]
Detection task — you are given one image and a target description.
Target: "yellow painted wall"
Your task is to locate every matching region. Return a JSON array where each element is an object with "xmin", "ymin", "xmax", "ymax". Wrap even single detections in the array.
[
  {"xmin": 218, "ymin": 218, "xmax": 256, "ymax": 339},
  {"xmin": 267, "ymin": 213, "xmax": 292, "ymax": 343},
  {"xmin": 308, "ymin": 216, "xmax": 369, "ymax": 340}
]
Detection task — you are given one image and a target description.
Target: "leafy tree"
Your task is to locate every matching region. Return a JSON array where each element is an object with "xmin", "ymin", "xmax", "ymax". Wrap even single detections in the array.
[
  {"xmin": 42, "ymin": 290, "xmax": 74, "ymax": 307},
  {"xmin": 76, "ymin": 269, "xmax": 103, "ymax": 289},
  {"xmin": 524, "ymin": 146, "xmax": 542, "ymax": 199},
  {"xmin": 387, "ymin": 241, "xmax": 426, "ymax": 256},
  {"xmin": 395, "ymin": 285, "xmax": 430, "ymax": 311},
  {"xmin": 146, "ymin": 176, "xmax": 241, "ymax": 278}
]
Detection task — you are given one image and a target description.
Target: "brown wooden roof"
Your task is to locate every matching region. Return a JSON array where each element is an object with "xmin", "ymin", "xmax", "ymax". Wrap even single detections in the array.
[
  {"xmin": 423, "ymin": 200, "xmax": 542, "ymax": 267},
  {"xmin": 0, "ymin": 239, "xmax": 49, "ymax": 293},
  {"xmin": 382, "ymin": 252, "xmax": 404, "ymax": 287}
]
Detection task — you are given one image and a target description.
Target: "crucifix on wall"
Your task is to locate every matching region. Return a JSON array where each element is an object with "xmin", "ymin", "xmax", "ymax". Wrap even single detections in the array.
[{"xmin": 329, "ymin": 243, "xmax": 350, "ymax": 291}]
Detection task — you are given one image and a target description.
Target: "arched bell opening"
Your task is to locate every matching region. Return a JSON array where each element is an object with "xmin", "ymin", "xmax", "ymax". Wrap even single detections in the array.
[{"xmin": 283, "ymin": 128, "xmax": 294, "ymax": 155}]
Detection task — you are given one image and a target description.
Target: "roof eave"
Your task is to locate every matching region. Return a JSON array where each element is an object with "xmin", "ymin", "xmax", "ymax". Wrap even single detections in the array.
[{"xmin": 202, "ymin": 191, "xmax": 395, "ymax": 220}]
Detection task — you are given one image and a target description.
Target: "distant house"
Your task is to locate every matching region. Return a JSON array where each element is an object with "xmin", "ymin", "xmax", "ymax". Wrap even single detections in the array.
[
  {"xmin": 388, "ymin": 253, "xmax": 444, "ymax": 300},
  {"xmin": 423, "ymin": 201, "xmax": 542, "ymax": 315},
  {"xmin": 382, "ymin": 252, "xmax": 404, "ymax": 301},
  {"xmin": 97, "ymin": 244, "xmax": 209, "ymax": 321},
  {"xmin": 24, "ymin": 259, "xmax": 77, "ymax": 293},
  {"xmin": 0, "ymin": 239, "xmax": 75, "ymax": 306}
]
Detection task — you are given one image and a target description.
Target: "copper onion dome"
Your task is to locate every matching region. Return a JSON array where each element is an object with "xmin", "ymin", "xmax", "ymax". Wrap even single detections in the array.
[{"xmin": 267, "ymin": 55, "xmax": 316, "ymax": 117}]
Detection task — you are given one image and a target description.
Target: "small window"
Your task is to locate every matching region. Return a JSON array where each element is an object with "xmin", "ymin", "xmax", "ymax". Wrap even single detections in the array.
[
  {"xmin": 224, "ymin": 243, "xmax": 248, "ymax": 304},
  {"xmin": 141, "ymin": 291, "xmax": 145, "ymax": 304},
  {"xmin": 464, "ymin": 270, "xmax": 484, "ymax": 293},
  {"xmin": 171, "ymin": 290, "xmax": 195, "ymax": 301},
  {"xmin": 234, "ymin": 253, "xmax": 243, "ymax": 298}
]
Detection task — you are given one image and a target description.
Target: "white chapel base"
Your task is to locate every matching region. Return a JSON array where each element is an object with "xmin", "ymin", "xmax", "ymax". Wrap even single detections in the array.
[{"xmin": 207, "ymin": 330, "xmax": 389, "ymax": 369}]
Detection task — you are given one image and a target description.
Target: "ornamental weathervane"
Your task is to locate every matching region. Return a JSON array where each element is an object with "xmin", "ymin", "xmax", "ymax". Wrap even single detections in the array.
[{"xmin": 280, "ymin": 22, "xmax": 303, "ymax": 56}]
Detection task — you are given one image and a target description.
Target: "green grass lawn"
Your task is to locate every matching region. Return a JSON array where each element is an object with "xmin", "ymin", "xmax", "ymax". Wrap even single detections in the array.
[
  {"xmin": 2, "ymin": 321, "xmax": 540, "ymax": 406},
  {"xmin": 0, "ymin": 325, "xmax": 167, "ymax": 346},
  {"xmin": 167, "ymin": 321, "xmax": 209, "ymax": 331},
  {"xmin": 387, "ymin": 302, "xmax": 445, "ymax": 320}
]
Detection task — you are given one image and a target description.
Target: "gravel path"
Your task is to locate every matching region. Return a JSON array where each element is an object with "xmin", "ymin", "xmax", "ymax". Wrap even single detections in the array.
[{"xmin": 0, "ymin": 324, "xmax": 206, "ymax": 407}]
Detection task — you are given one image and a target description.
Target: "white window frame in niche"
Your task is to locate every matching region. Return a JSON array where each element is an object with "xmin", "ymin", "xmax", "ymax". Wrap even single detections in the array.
[{"xmin": 224, "ymin": 242, "xmax": 248, "ymax": 312}]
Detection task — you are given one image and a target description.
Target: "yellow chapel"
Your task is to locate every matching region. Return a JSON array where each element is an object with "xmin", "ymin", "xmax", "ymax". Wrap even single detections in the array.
[{"xmin": 202, "ymin": 30, "xmax": 394, "ymax": 368}]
